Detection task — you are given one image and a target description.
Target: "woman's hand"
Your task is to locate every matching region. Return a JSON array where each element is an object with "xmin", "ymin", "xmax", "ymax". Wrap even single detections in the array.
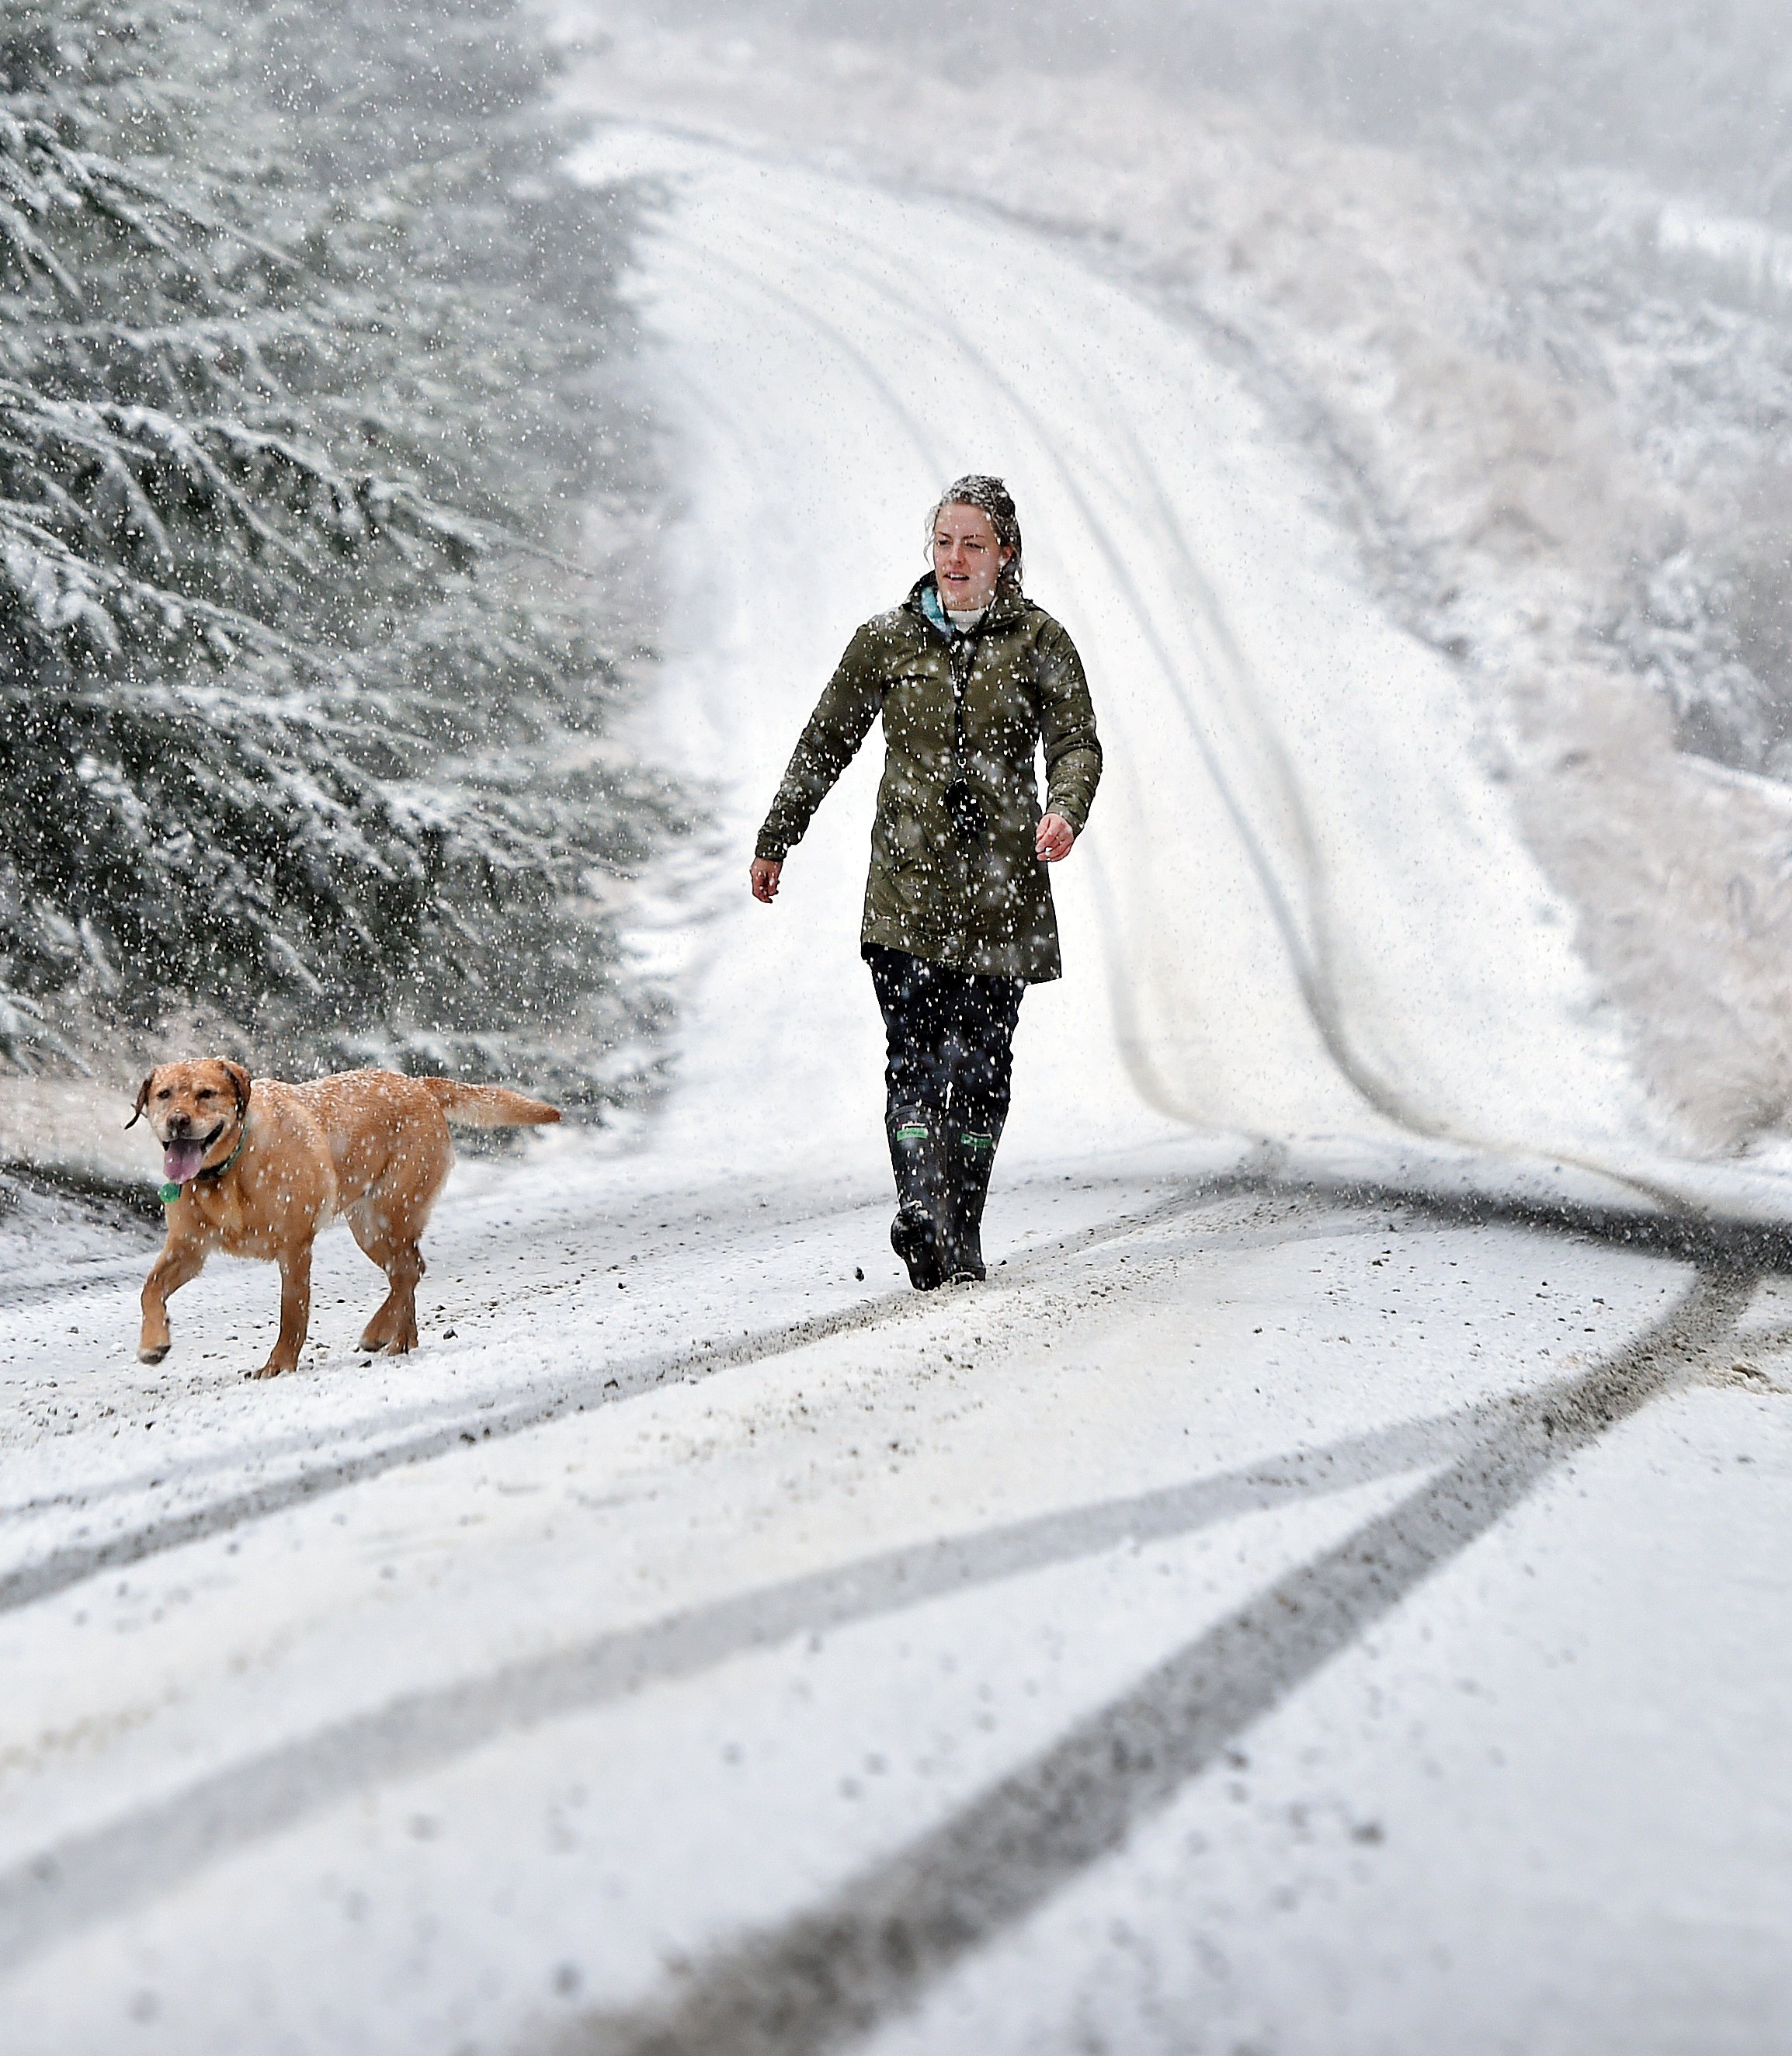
[
  {"xmin": 751, "ymin": 857, "xmax": 782, "ymax": 903},
  {"xmin": 1035, "ymin": 814, "xmax": 1076, "ymax": 863}
]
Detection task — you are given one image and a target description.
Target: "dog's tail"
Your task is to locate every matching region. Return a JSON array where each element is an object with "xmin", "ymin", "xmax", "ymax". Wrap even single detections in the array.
[{"xmin": 422, "ymin": 1079, "xmax": 562, "ymax": 1129}]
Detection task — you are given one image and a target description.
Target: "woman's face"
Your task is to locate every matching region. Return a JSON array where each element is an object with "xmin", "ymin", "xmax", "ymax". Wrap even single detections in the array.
[{"xmin": 932, "ymin": 503, "xmax": 1012, "ymax": 612}]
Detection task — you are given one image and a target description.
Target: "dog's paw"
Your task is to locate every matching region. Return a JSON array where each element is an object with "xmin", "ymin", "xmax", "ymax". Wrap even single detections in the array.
[
  {"xmin": 252, "ymin": 1360, "xmax": 290, "ymax": 1381},
  {"xmin": 137, "ymin": 1342, "xmax": 171, "ymax": 1365}
]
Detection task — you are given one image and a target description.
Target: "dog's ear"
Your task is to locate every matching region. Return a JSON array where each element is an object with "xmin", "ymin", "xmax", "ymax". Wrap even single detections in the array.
[
  {"xmin": 124, "ymin": 1072, "xmax": 155, "ymax": 1130},
  {"xmin": 219, "ymin": 1061, "xmax": 252, "ymax": 1119}
]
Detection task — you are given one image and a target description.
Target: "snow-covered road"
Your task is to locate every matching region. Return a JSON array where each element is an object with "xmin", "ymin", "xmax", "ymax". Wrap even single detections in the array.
[
  {"xmin": 603, "ymin": 121, "xmax": 1637, "ymax": 1182},
  {"xmin": 5, "ymin": 1163, "xmax": 1789, "ymax": 2054},
  {"xmin": 3, "ymin": 119, "xmax": 1792, "ymax": 2056},
  {"xmin": 595, "ymin": 123, "xmax": 1792, "ymax": 1222}
]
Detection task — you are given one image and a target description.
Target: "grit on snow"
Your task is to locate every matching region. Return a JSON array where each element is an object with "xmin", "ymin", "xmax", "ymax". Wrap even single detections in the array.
[{"xmin": 5, "ymin": 33, "xmax": 1792, "ymax": 2056}]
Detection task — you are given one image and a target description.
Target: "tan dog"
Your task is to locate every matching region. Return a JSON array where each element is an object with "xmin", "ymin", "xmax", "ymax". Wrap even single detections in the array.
[{"xmin": 129, "ymin": 1060, "xmax": 560, "ymax": 1377}]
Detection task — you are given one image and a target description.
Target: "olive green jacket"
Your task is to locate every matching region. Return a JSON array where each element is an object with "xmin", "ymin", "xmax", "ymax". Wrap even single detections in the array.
[{"xmin": 755, "ymin": 576, "xmax": 1102, "ymax": 981}]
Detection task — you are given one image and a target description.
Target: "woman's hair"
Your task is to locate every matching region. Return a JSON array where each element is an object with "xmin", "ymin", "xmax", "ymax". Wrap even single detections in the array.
[{"xmin": 928, "ymin": 474, "xmax": 1023, "ymax": 594}]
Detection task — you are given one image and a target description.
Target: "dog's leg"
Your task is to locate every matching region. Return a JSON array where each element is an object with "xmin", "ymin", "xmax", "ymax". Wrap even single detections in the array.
[
  {"xmin": 358, "ymin": 1288, "xmax": 396, "ymax": 1353},
  {"xmin": 350, "ymin": 1206, "xmax": 398, "ymax": 1350},
  {"xmin": 359, "ymin": 1242, "xmax": 424, "ymax": 1356},
  {"xmin": 139, "ymin": 1237, "xmax": 206, "ymax": 1364},
  {"xmin": 350, "ymin": 1117, "xmax": 449, "ymax": 1356},
  {"xmin": 349, "ymin": 1174, "xmax": 437, "ymax": 1355},
  {"xmin": 257, "ymin": 1242, "xmax": 314, "ymax": 1379},
  {"xmin": 388, "ymin": 1242, "xmax": 425, "ymax": 1354}
]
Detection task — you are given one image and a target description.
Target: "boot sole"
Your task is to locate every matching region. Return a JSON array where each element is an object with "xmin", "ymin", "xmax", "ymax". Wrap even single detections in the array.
[{"xmin": 891, "ymin": 1207, "xmax": 946, "ymax": 1291}]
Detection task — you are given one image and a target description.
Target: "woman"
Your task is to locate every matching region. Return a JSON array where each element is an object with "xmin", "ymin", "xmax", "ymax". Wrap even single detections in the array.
[{"xmin": 749, "ymin": 475, "xmax": 1101, "ymax": 1288}]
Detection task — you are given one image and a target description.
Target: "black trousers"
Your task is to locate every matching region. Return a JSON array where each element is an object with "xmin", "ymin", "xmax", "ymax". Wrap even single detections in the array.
[{"xmin": 866, "ymin": 945, "xmax": 1026, "ymax": 1144}]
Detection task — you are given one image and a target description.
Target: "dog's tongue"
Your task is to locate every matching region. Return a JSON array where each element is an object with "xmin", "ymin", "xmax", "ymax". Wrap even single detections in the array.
[{"xmin": 162, "ymin": 1139, "xmax": 207, "ymax": 1185}]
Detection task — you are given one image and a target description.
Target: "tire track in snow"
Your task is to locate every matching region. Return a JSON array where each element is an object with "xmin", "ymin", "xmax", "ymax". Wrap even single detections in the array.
[
  {"xmin": 2, "ymin": 1255, "xmax": 155, "ymax": 1311},
  {"xmin": 0, "ymin": 1388, "xmax": 1511, "ymax": 1978},
  {"xmin": 539, "ymin": 1266, "xmax": 1754, "ymax": 2056},
  {"xmin": 0, "ymin": 1181, "xmax": 1259, "ymax": 1620},
  {"xmin": 0, "ymin": 1169, "xmax": 893, "ymax": 1519},
  {"xmin": 0, "ymin": 1142, "xmax": 936, "ymax": 1479},
  {"xmin": 0, "ymin": 1269, "xmax": 1734, "ymax": 1982}
]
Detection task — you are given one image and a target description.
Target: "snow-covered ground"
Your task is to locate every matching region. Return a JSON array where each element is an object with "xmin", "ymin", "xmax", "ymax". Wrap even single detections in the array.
[
  {"xmin": 4, "ymin": 1157, "xmax": 1789, "ymax": 2054},
  {"xmin": 4, "ymin": 30, "xmax": 1792, "ymax": 2056}
]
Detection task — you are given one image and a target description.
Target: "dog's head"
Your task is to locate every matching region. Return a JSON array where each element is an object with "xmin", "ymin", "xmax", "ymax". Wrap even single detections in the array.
[{"xmin": 127, "ymin": 1059, "xmax": 252, "ymax": 1185}]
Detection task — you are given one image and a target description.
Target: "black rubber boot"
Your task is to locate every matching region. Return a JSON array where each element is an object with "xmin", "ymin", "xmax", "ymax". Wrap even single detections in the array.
[
  {"xmin": 943, "ymin": 1129, "xmax": 998, "ymax": 1282},
  {"xmin": 887, "ymin": 1114, "xmax": 946, "ymax": 1291}
]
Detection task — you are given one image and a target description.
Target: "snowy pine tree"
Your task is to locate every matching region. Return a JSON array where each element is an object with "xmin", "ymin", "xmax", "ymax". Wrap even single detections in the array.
[{"xmin": 0, "ymin": 0, "xmax": 675, "ymax": 1101}]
